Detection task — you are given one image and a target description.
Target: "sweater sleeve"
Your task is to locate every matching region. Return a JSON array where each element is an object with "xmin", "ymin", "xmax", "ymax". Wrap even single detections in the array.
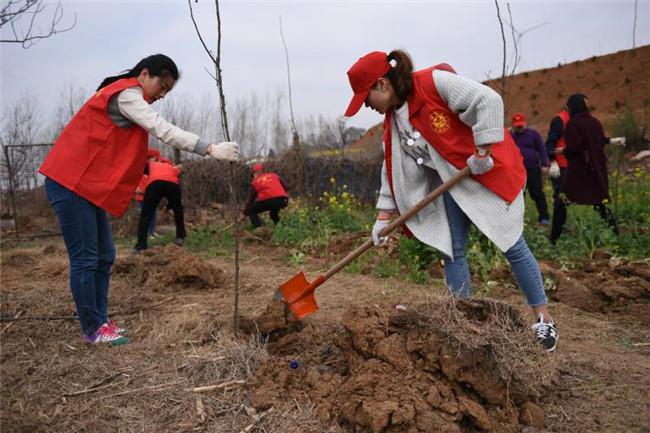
[
  {"xmin": 376, "ymin": 159, "xmax": 397, "ymax": 211},
  {"xmin": 117, "ymin": 88, "xmax": 210, "ymax": 155},
  {"xmin": 432, "ymin": 70, "xmax": 504, "ymax": 145}
]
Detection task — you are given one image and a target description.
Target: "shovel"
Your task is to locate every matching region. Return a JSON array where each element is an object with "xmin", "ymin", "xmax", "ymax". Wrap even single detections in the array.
[{"xmin": 279, "ymin": 166, "xmax": 471, "ymax": 320}]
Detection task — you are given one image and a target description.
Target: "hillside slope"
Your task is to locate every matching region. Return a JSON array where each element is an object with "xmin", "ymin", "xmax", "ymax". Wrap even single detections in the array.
[{"xmin": 349, "ymin": 45, "xmax": 649, "ymax": 151}]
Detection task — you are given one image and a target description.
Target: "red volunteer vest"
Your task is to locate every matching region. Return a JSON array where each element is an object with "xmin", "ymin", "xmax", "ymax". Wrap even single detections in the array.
[
  {"xmin": 555, "ymin": 109, "xmax": 569, "ymax": 168},
  {"xmin": 39, "ymin": 78, "xmax": 149, "ymax": 217},
  {"xmin": 252, "ymin": 173, "xmax": 288, "ymax": 201},
  {"xmin": 147, "ymin": 160, "xmax": 180, "ymax": 185},
  {"xmin": 383, "ymin": 64, "xmax": 526, "ymax": 205}
]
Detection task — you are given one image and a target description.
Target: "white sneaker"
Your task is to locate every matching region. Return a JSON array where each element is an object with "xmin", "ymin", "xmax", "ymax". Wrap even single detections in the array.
[{"xmin": 531, "ymin": 314, "xmax": 558, "ymax": 352}]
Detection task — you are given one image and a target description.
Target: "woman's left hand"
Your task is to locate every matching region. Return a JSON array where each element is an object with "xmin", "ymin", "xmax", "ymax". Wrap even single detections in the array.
[{"xmin": 466, "ymin": 148, "xmax": 494, "ymax": 175}]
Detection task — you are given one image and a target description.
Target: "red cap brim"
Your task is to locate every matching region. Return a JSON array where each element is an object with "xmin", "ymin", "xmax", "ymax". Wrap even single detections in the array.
[
  {"xmin": 344, "ymin": 89, "xmax": 370, "ymax": 117},
  {"xmin": 513, "ymin": 121, "xmax": 526, "ymax": 127}
]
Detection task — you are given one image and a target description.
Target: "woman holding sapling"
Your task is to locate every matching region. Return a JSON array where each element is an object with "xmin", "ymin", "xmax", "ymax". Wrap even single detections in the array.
[{"xmin": 40, "ymin": 54, "xmax": 239, "ymax": 345}]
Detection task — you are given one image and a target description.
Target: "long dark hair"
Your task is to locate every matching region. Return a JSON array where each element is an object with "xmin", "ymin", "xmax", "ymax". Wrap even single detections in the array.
[
  {"xmin": 96, "ymin": 54, "xmax": 180, "ymax": 91},
  {"xmin": 567, "ymin": 93, "xmax": 589, "ymax": 116},
  {"xmin": 384, "ymin": 49, "xmax": 414, "ymax": 104}
]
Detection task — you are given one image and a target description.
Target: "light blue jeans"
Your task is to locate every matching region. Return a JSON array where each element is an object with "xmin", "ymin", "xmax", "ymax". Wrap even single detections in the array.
[
  {"xmin": 45, "ymin": 178, "xmax": 116, "ymax": 335},
  {"xmin": 442, "ymin": 192, "xmax": 547, "ymax": 307}
]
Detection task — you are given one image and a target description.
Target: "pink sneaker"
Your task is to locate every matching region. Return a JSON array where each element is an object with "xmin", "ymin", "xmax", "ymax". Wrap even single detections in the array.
[
  {"xmin": 107, "ymin": 319, "xmax": 127, "ymax": 335},
  {"xmin": 84, "ymin": 323, "xmax": 129, "ymax": 346}
]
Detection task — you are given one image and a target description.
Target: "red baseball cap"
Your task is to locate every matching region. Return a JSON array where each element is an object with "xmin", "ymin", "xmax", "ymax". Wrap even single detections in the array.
[
  {"xmin": 252, "ymin": 163, "xmax": 264, "ymax": 172},
  {"xmin": 344, "ymin": 51, "xmax": 391, "ymax": 117},
  {"xmin": 511, "ymin": 112, "xmax": 527, "ymax": 127}
]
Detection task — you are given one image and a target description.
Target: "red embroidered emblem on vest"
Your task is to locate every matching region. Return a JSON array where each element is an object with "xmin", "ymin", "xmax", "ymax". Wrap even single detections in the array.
[{"xmin": 430, "ymin": 111, "xmax": 450, "ymax": 133}]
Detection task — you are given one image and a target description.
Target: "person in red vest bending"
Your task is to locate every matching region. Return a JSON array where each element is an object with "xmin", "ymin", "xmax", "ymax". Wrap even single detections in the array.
[
  {"xmin": 344, "ymin": 50, "xmax": 557, "ymax": 351},
  {"xmin": 39, "ymin": 54, "xmax": 239, "ymax": 346},
  {"xmin": 243, "ymin": 164, "xmax": 289, "ymax": 228},
  {"xmin": 134, "ymin": 155, "xmax": 185, "ymax": 252},
  {"xmin": 134, "ymin": 148, "xmax": 163, "ymax": 238}
]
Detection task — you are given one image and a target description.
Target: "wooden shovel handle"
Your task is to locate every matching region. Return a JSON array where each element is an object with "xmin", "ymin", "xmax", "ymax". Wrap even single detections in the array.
[{"xmin": 323, "ymin": 167, "xmax": 470, "ymax": 281}]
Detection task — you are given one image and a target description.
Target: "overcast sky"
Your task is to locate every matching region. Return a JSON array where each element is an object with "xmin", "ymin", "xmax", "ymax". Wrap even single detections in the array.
[{"xmin": 1, "ymin": 0, "xmax": 649, "ymax": 136}]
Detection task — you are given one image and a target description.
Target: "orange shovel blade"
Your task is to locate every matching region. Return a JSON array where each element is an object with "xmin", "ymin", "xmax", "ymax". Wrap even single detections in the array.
[{"xmin": 279, "ymin": 271, "xmax": 324, "ymax": 320}]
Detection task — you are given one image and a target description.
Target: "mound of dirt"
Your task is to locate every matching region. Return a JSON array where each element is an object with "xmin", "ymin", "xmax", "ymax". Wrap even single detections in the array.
[
  {"xmin": 249, "ymin": 298, "xmax": 556, "ymax": 433},
  {"xmin": 541, "ymin": 258, "xmax": 650, "ymax": 323},
  {"xmin": 112, "ymin": 245, "xmax": 226, "ymax": 291}
]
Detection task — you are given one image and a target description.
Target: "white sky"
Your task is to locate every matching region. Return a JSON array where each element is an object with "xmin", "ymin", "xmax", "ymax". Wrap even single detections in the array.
[{"xmin": 1, "ymin": 0, "xmax": 649, "ymax": 135}]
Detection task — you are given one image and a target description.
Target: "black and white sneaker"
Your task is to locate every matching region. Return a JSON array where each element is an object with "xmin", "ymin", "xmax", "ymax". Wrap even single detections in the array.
[{"xmin": 531, "ymin": 314, "xmax": 558, "ymax": 352}]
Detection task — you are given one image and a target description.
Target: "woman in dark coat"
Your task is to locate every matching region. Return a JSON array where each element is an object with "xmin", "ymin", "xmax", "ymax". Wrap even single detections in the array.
[{"xmin": 550, "ymin": 93, "xmax": 621, "ymax": 243}]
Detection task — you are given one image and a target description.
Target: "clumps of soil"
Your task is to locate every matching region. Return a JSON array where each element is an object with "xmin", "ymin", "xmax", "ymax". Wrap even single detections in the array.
[
  {"xmin": 248, "ymin": 298, "xmax": 556, "ymax": 433},
  {"xmin": 541, "ymin": 257, "xmax": 650, "ymax": 323},
  {"xmin": 112, "ymin": 245, "xmax": 226, "ymax": 291}
]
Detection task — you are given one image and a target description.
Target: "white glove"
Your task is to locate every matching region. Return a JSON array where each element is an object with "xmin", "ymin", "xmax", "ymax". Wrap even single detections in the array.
[
  {"xmin": 549, "ymin": 161, "xmax": 561, "ymax": 178},
  {"xmin": 609, "ymin": 137, "xmax": 626, "ymax": 147},
  {"xmin": 466, "ymin": 151, "xmax": 494, "ymax": 175},
  {"xmin": 208, "ymin": 141, "xmax": 239, "ymax": 161},
  {"xmin": 371, "ymin": 219, "xmax": 391, "ymax": 246}
]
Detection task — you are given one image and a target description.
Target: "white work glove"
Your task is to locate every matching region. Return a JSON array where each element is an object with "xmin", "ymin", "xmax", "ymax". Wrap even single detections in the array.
[
  {"xmin": 466, "ymin": 149, "xmax": 494, "ymax": 175},
  {"xmin": 208, "ymin": 141, "xmax": 239, "ymax": 161},
  {"xmin": 549, "ymin": 161, "xmax": 561, "ymax": 178},
  {"xmin": 371, "ymin": 219, "xmax": 391, "ymax": 246},
  {"xmin": 609, "ymin": 137, "xmax": 626, "ymax": 147}
]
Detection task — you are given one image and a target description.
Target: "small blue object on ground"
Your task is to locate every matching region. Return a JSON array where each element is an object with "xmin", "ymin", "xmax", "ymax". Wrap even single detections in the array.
[{"xmin": 289, "ymin": 360, "xmax": 299, "ymax": 369}]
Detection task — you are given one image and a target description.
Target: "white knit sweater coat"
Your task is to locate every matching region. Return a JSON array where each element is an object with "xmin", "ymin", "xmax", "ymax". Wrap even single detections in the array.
[{"xmin": 376, "ymin": 70, "xmax": 525, "ymax": 258}]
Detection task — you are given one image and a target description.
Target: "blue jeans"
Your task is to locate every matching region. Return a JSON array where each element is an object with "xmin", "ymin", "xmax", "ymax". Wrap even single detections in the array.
[
  {"xmin": 45, "ymin": 178, "xmax": 116, "ymax": 335},
  {"xmin": 442, "ymin": 192, "xmax": 547, "ymax": 307}
]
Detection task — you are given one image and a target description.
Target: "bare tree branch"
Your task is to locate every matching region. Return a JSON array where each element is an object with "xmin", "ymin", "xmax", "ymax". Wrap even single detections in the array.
[
  {"xmin": 279, "ymin": 15, "xmax": 299, "ymax": 147},
  {"xmin": 632, "ymin": 0, "xmax": 638, "ymax": 48},
  {"xmin": 494, "ymin": 0, "xmax": 507, "ymax": 97},
  {"xmin": 0, "ymin": 0, "xmax": 76, "ymax": 48}
]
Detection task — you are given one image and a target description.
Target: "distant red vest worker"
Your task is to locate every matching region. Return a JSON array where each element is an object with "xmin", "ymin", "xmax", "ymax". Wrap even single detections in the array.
[
  {"xmin": 39, "ymin": 77, "xmax": 149, "ymax": 217},
  {"xmin": 252, "ymin": 172, "xmax": 288, "ymax": 201},
  {"xmin": 383, "ymin": 64, "xmax": 526, "ymax": 204},
  {"xmin": 147, "ymin": 160, "xmax": 180, "ymax": 185},
  {"xmin": 555, "ymin": 109, "xmax": 569, "ymax": 168}
]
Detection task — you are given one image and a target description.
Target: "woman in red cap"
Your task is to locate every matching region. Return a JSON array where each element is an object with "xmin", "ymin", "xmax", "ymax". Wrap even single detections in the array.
[
  {"xmin": 39, "ymin": 54, "xmax": 239, "ymax": 346},
  {"xmin": 345, "ymin": 50, "xmax": 557, "ymax": 351}
]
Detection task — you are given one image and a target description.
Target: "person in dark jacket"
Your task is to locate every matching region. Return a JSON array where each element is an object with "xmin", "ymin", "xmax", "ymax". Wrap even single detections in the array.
[
  {"xmin": 243, "ymin": 164, "xmax": 289, "ymax": 228},
  {"xmin": 510, "ymin": 112, "xmax": 550, "ymax": 224},
  {"xmin": 550, "ymin": 93, "xmax": 625, "ymax": 243}
]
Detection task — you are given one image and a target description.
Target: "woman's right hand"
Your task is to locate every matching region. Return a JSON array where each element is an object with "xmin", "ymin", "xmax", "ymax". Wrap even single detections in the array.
[
  {"xmin": 372, "ymin": 217, "xmax": 391, "ymax": 246},
  {"xmin": 208, "ymin": 141, "xmax": 239, "ymax": 161}
]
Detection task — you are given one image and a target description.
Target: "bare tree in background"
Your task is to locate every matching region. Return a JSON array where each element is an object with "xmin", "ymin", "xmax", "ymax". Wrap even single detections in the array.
[
  {"xmin": 158, "ymin": 93, "xmax": 200, "ymax": 163},
  {"xmin": 49, "ymin": 84, "xmax": 87, "ymax": 140},
  {"xmin": 0, "ymin": 0, "xmax": 76, "ymax": 48},
  {"xmin": 1, "ymin": 94, "xmax": 40, "ymax": 228}
]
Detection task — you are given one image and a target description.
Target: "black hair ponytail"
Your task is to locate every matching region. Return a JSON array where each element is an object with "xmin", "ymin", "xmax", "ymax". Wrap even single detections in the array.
[
  {"xmin": 385, "ymin": 50, "xmax": 414, "ymax": 104},
  {"xmin": 96, "ymin": 54, "xmax": 180, "ymax": 91}
]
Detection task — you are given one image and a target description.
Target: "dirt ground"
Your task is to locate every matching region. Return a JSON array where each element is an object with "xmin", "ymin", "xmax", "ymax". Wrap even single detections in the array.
[{"xmin": 1, "ymin": 233, "xmax": 649, "ymax": 433}]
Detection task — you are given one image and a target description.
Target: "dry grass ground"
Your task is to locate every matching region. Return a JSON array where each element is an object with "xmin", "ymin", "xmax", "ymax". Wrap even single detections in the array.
[{"xmin": 1, "ymin": 236, "xmax": 649, "ymax": 432}]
